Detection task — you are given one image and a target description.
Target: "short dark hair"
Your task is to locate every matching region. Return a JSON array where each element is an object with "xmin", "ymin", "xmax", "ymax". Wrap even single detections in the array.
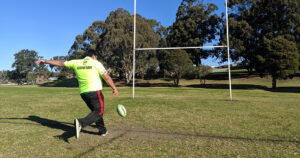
[{"xmin": 85, "ymin": 49, "xmax": 98, "ymax": 57}]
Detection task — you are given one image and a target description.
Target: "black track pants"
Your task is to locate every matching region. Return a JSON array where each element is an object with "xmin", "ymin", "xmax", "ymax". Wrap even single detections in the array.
[{"xmin": 78, "ymin": 90, "xmax": 106, "ymax": 131}]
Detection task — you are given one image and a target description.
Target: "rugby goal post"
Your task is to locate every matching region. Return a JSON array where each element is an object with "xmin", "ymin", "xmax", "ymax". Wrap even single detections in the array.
[{"xmin": 132, "ymin": 0, "xmax": 232, "ymax": 101}]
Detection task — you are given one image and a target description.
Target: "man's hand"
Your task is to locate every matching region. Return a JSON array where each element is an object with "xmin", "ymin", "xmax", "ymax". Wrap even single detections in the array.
[
  {"xmin": 113, "ymin": 89, "xmax": 119, "ymax": 98},
  {"xmin": 35, "ymin": 59, "xmax": 46, "ymax": 65}
]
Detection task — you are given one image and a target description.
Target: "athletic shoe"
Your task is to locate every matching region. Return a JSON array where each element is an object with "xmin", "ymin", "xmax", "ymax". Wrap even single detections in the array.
[
  {"xmin": 74, "ymin": 119, "xmax": 82, "ymax": 139},
  {"xmin": 99, "ymin": 129, "xmax": 108, "ymax": 136}
]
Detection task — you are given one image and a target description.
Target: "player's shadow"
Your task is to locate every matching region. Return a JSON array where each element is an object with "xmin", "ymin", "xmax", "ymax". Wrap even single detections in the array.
[{"xmin": 0, "ymin": 116, "xmax": 99, "ymax": 143}]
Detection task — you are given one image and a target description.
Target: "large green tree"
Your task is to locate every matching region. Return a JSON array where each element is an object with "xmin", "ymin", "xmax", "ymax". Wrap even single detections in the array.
[
  {"xmin": 167, "ymin": 0, "xmax": 221, "ymax": 66},
  {"xmin": 69, "ymin": 8, "xmax": 161, "ymax": 84},
  {"xmin": 12, "ymin": 49, "xmax": 41, "ymax": 84},
  {"xmin": 220, "ymin": 0, "xmax": 300, "ymax": 73},
  {"xmin": 256, "ymin": 36, "xmax": 298, "ymax": 88},
  {"xmin": 102, "ymin": 9, "xmax": 160, "ymax": 83}
]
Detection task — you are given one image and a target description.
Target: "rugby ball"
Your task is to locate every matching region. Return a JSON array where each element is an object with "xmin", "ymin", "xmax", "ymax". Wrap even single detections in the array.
[{"xmin": 117, "ymin": 104, "xmax": 127, "ymax": 117}]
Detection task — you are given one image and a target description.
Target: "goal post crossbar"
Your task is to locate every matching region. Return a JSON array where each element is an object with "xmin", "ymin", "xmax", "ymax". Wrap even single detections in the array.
[{"xmin": 135, "ymin": 46, "xmax": 226, "ymax": 51}]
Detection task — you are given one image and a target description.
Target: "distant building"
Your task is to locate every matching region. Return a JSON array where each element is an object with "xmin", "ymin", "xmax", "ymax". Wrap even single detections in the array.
[
  {"xmin": 48, "ymin": 77, "xmax": 58, "ymax": 81},
  {"xmin": 216, "ymin": 62, "xmax": 243, "ymax": 69}
]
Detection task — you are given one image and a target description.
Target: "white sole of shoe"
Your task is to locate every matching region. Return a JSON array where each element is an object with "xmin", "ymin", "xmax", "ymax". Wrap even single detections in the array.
[
  {"xmin": 101, "ymin": 131, "xmax": 108, "ymax": 136},
  {"xmin": 75, "ymin": 119, "xmax": 81, "ymax": 139}
]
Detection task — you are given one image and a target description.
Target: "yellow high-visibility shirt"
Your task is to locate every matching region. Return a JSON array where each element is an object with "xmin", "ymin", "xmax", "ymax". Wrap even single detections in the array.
[{"xmin": 64, "ymin": 56, "xmax": 107, "ymax": 94}]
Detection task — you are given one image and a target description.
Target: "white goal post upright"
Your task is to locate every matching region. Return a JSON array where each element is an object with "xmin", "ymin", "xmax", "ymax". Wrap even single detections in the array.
[
  {"xmin": 133, "ymin": 0, "xmax": 233, "ymax": 101},
  {"xmin": 132, "ymin": 0, "xmax": 136, "ymax": 99},
  {"xmin": 225, "ymin": 0, "xmax": 232, "ymax": 101}
]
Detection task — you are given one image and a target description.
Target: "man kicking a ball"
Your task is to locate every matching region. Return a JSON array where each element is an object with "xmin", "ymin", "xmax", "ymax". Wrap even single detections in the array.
[{"xmin": 36, "ymin": 51, "xmax": 118, "ymax": 138}]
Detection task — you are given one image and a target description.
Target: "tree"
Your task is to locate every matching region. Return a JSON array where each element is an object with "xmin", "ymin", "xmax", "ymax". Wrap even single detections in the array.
[
  {"xmin": 136, "ymin": 52, "xmax": 158, "ymax": 79},
  {"xmin": 164, "ymin": 50, "xmax": 193, "ymax": 86},
  {"xmin": 69, "ymin": 8, "xmax": 161, "ymax": 84},
  {"xmin": 256, "ymin": 36, "xmax": 299, "ymax": 88},
  {"xmin": 12, "ymin": 49, "xmax": 40, "ymax": 84},
  {"xmin": 167, "ymin": 0, "xmax": 221, "ymax": 66},
  {"xmin": 219, "ymin": 0, "xmax": 300, "ymax": 73},
  {"xmin": 0, "ymin": 70, "xmax": 8, "ymax": 82},
  {"xmin": 7, "ymin": 70, "xmax": 23, "ymax": 83},
  {"xmin": 102, "ymin": 9, "xmax": 160, "ymax": 84},
  {"xmin": 197, "ymin": 65, "xmax": 212, "ymax": 86},
  {"xmin": 156, "ymin": 25, "xmax": 170, "ymax": 78},
  {"xmin": 68, "ymin": 21, "xmax": 106, "ymax": 60}
]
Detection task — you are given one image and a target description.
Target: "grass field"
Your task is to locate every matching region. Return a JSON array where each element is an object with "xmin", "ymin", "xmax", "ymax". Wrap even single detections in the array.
[{"xmin": 0, "ymin": 75, "xmax": 299, "ymax": 157}]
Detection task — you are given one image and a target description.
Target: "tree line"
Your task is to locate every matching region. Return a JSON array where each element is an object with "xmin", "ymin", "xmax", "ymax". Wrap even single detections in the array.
[{"xmin": 4, "ymin": 0, "xmax": 299, "ymax": 88}]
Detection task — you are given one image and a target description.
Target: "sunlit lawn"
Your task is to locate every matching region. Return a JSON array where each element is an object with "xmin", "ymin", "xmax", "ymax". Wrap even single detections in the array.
[{"xmin": 0, "ymin": 75, "xmax": 299, "ymax": 157}]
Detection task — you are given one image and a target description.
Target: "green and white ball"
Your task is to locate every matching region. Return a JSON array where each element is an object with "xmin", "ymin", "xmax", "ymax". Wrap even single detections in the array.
[{"xmin": 117, "ymin": 104, "xmax": 127, "ymax": 117}]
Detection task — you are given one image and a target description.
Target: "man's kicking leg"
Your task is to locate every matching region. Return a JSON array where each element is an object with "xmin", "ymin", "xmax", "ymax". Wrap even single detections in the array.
[{"xmin": 75, "ymin": 90, "xmax": 105, "ymax": 138}]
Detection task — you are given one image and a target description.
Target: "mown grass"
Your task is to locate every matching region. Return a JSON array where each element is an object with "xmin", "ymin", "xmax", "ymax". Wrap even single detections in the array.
[{"xmin": 0, "ymin": 76, "xmax": 299, "ymax": 157}]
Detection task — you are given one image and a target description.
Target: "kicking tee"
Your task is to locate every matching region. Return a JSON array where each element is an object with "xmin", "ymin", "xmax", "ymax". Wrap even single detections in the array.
[{"xmin": 64, "ymin": 56, "xmax": 107, "ymax": 94}]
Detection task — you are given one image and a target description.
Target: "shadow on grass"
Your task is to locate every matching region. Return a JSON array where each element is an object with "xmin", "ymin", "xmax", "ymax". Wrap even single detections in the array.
[
  {"xmin": 74, "ymin": 132, "xmax": 128, "ymax": 158},
  {"xmin": 187, "ymin": 84, "xmax": 300, "ymax": 93},
  {"xmin": 0, "ymin": 116, "xmax": 100, "ymax": 143},
  {"xmin": 130, "ymin": 82, "xmax": 174, "ymax": 87},
  {"xmin": 205, "ymin": 72, "xmax": 257, "ymax": 80}
]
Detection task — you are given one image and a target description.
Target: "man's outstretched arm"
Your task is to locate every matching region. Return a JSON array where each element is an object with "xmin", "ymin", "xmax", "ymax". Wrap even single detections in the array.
[{"xmin": 35, "ymin": 59, "xmax": 65, "ymax": 67}]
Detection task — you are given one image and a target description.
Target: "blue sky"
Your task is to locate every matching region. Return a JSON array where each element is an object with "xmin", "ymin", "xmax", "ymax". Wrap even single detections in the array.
[{"xmin": 0, "ymin": 0, "xmax": 227, "ymax": 71}]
